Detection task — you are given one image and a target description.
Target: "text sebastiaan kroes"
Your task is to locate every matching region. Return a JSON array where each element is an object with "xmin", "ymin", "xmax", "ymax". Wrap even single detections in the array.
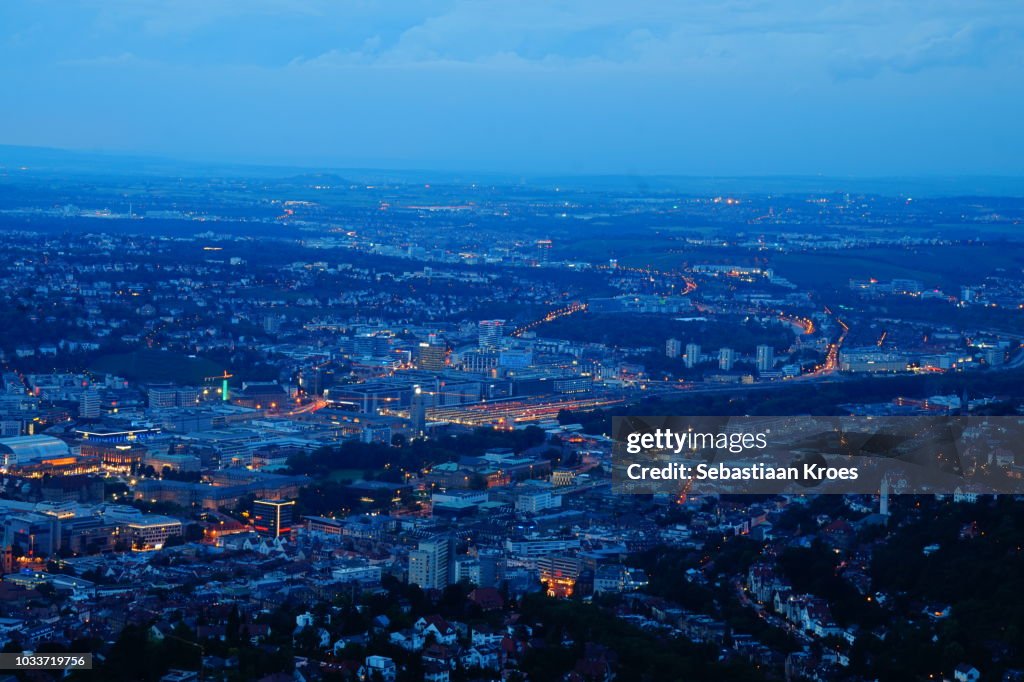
[{"xmin": 622, "ymin": 429, "xmax": 859, "ymax": 481}]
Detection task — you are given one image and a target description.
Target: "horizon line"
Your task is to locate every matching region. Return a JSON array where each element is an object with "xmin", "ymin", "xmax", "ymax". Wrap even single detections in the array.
[{"xmin": 2, "ymin": 143, "xmax": 1023, "ymax": 196}]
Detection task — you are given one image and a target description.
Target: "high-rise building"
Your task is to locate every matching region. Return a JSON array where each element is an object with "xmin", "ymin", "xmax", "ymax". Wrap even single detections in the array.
[
  {"xmin": 684, "ymin": 343, "xmax": 701, "ymax": 369},
  {"xmin": 478, "ymin": 320, "xmax": 505, "ymax": 350},
  {"xmin": 79, "ymin": 389, "xmax": 100, "ymax": 419},
  {"xmin": 417, "ymin": 342, "xmax": 448, "ymax": 371},
  {"xmin": 718, "ymin": 347, "xmax": 736, "ymax": 371},
  {"xmin": 408, "ymin": 538, "xmax": 450, "ymax": 590},
  {"xmin": 666, "ymin": 338, "xmax": 682, "ymax": 358},
  {"xmin": 756, "ymin": 345, "xmax": 775, "ymax": 372},
  {"xmin": 252, "ymin": 499, "xmax": 296, "ymax": 538}
]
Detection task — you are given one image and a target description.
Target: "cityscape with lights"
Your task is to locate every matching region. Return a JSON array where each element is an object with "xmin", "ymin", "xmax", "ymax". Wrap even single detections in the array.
[
  {"xmin": 0, "ymin": 159, "xmax": 1021, "ymax": 681},
  {"xmin": 1, "ymin": 0, "xmax": 1024, "ymax": 678}
]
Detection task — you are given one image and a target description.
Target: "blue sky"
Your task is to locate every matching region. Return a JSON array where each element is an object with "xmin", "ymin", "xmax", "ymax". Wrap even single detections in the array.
[{"xmin": 2, "ymin": 1, "xmax": 1022, "ymax": 176}]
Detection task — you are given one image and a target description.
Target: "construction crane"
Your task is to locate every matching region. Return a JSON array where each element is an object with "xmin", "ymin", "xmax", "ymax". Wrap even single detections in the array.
[{"xmin": 204, "ymin": 371, "xmax": 234, "ymax": 401}]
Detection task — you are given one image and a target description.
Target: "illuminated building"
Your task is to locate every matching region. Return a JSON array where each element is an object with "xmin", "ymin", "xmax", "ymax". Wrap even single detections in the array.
[
  {"xmin": 719, "ymin": 347, "xmax": 736, "ymax": 371},
  {"xmin": 148, "ymin": 385, "xmax": 178, "ymax": 409},
  {"xmin": 551, "ymin": 469, "xmax": 575, "ymax": 487},
  {"xmin": 125, "ymin": 515, "xmax": 183, "ymax": 551},
  {"xmin": 0, "ymin": 434, "xmax": 99, "ymax": 477},
  {"xmin": 13, "ymin": 454, "xmax": 100, "ymax": 477},
  {"xmin": 79, "ymin": 389, "xmax": 100, "ymax": 419},
  {"xmin": 539, "ymin": 554, "xmax": 582, "ymax": 598},
  {"xmin": 498, "ymin": 349, "xmax": 533, "ymax": 370},
  {"xmin": 552, "ymin": 376, "xmax": 593, "ymax": 395},
  {"xmin": 304, "ymin": 515, "xmax": 345, "ymax": 537},
  {"xmin": 458, "ymin": 350, "xmax": 499, "ymax": 374},
  {"xmin": 0, "ymin": 435, "xmax": 71, "ymax": 468},
  {"xmin": 82, "ymin": 442, "xmax": 146, "ymax": 472},
  {"xmin": 666, "ymin": 338, "xmax": 682, "ymax": 358},
  {"xmin": 408, "ymin": 537, "xmax": 450, "ymax": 590},
  {"xmin": 176, "ymin": 387, "xmax": 200, "ymax": 407},
  {"xmin": 515, "ymin": 487, "xmax": 561, "ymax": 514},
  {"xmin": 417, "ymin": 342, "xmax": 448, "ymax": 371},
  {"xmin": 478, "ymin": 320, "xmax": 505, "ymax": 350},
  {"xmin": 73, "ymin": 424, "xmax": 160, "ymax": 444},
  {"xmin": 252, "ymin": 498, "xmax": 296, "ymax": 538}
]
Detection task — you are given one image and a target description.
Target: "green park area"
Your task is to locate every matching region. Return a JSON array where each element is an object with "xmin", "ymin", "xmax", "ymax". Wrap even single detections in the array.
[{"xmin": 90, "ymin": 349, "xmax": 226, "ymax": 384}]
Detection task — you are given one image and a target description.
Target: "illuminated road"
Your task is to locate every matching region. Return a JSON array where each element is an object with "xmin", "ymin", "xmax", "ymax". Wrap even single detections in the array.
[
  {"xmin": 284, "ymin": 397, "xmax": 328, "ymax": 416},
  {"xmin": 779, "ymin": 313, "xmax": 815, "ymax": 335},
  {"xmin": 595, "ymin": 263, "xmax": 697, "ymax": 295},
  {"xmin": 510, "ymin": 302, "xmax": 588, "ymax": 338},
  {"xmin": 426, "ymin": 394, "xmax": 626, "ymax": 426},
  {"xmin": 807, "ymin": 312, "xmax": 849, "ymax": 377}
]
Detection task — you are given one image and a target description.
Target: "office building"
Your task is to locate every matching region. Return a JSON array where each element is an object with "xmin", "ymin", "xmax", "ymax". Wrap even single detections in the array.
[
  {"xmin": 253, "ymin": 499, "xmax": 296, "ymax": 538},
  {"xmin": 79, "ymin": 389, "xmax": 100, "ymax": 419},
  {"xmin": 148, "ymin": 385, "xmax": 178, "ymax": 409},
  {"xmin": 417, "ymin": 342, "xmax": 448, "ymax": 371},
  {"xmin": 126, "ymin": 515, "xmax": 183, "ymax": 551},
  {"xmin": 478, "ymin": 320, "xmax": 505, "ymax": 350},
  {"xmin": 756, "ymin": 345, "xmax": 775, "ymax": 372}
]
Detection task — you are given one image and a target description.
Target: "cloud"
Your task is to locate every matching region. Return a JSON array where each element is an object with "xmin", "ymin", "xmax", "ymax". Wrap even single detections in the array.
[
  {"xmin": 6, "ymin": 0, "xmax": 1023, "ymax": 79},
  {"xmin": 830, "ymin": 21, "xmax": 1024, "ymax": 80}
]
